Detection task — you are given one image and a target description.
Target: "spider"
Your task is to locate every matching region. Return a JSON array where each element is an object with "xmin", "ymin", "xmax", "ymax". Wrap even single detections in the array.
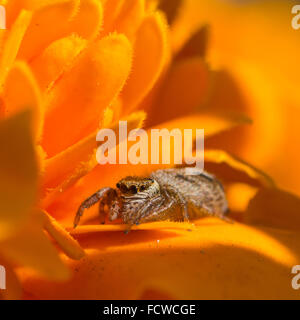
[{"xmin": 73, "ymin": 167, "xmax": 229, "ymax": 233}]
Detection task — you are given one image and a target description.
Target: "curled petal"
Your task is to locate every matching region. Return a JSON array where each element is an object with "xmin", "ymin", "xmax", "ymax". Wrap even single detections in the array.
[
  {"xmin": 204, "ymin": 149, "xmax": 274, "ymax": 188},
  {"xmin": 17, "ymin": 0, "xmax": 80, "ymax": 61},
  {"xmin": 30, "ymin": 34, "xmax": 87, "ymax": 91},
  {"xmin": 42, "ymin": 111, "xmax": 145, "ymax": 190},
  {"xmin": 67, "ymin": 0, "xmax": 103, "ymax": 40},
  {"xmin": 102, "ymin": 0, "xmax": 144, "ymax": 40},
  {"xmin": 42, "ymin": 33, "xmax": 133, "ymax": 157},
  {"xmin": 122, "ymin": 11, "xmax": 169, "ymax": 113},
  {"xmin": 108, "ymin": 0, "xmax": 145, "ymax": 41},
  {"xmin": 41, "ymin": 111, "xmax": 146, "ymax": 210}
]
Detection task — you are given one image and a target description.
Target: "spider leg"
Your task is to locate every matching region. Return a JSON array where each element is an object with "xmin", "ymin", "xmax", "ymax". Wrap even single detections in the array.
[
  {"xmin": 164, "ymin": 186, "xmax": 189, "ymax": 221},
  {"xmin": 219, "ymin": 215, "xmax": 234, "ymax": 224},
  {"xmin": 98, "ymin": 188, "xmax": 117, "ymax": 224},
  {"xmin": 135, "ymin": 195, "xmax": 165, "ymax": 223},
  {"xmin": 74, "ymin": 187, "xmax": 116, "ymax": 228},
  {"xmin": 124, "ymin": 195, "xmax": 172, "ymax": 234},
  {"xmin": 151, "ymin": 196, "xmax": 176, "ymax": 218},
  {"xmin": 98, "ymin": 201, "xmax": 106, "ymax": 225},
  {"xmin": 188, "ymin": 200, "xmax": 234, "ymax": 224}
]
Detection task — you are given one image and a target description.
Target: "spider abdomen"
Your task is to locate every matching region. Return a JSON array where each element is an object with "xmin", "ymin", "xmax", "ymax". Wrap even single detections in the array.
[{"xmin": 151, "ymin": 168, "xmax": 228, "ymax": 219}]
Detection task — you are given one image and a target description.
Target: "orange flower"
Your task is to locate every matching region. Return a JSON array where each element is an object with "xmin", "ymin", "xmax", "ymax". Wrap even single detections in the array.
[{"xmin": 0, "ymin": 0, "xmax": 299, "ymax": 300}]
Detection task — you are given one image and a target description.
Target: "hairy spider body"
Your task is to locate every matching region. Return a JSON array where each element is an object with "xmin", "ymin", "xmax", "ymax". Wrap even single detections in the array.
[{"xmin": 74, "ymin": 167, "xmax": 229, "ymax": 232}]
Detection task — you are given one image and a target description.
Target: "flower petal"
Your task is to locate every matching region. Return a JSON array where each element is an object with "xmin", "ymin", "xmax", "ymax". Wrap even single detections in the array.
[
  {"xmin": 204, "ymin": 149, "xmax": 274, "ymax": 188},
  {"xmin": 158, "ymin": 0, "xmax": 183, "ymax": 25},
  {"xmin": 41, "ymin": 33, "xmax": 133, "ymax": 157},
  {"xmin": 67, "ymin": 0, "xmax": 103, "ymax": 40},
  {"xmin": 3, "ymin": 61, "xmax": 43, "ymax": 141},
  {"xmin": 0, "ymin": 10, "xmax": 32, "ymax": 88},
  {"xmin": 102, "ymin": 0, "xmax": 144, "ymax": 41},
  {"xmin": 108, "ymin": 0, "xmax": 145, "ymax": 41},
  {"xmin": 42, "ymin": 211, "xmax": 85, "ymax": 260},
  {"xmin": 175, "ymin": 25, "xmax": 209, "ymax": 60},
  {"xmin": 30, "ymin": 34, "xmax": 87, "ymax": 91},
  {"xmin": 42, "ymin": 111, "xmax": 145, "ymax": 191},
  {"xmin": 18, "ymin": 219, "xmax": 300, "ymax": 299},
  {"xmin": 121, "ymin": 11, "xmax": 169, "ymax": 113},
  {"xmin": 1, "ymin": 218, "xmax": 70, "ymax": 281},
  {"xmin": 17, "ymin": 0, "xmax": 80, "ymax": 61},
  {"xmin": 41, "ymin": 111, "xmax": 146, "ymax": 213},
  {"xmin": 146, "ymin": 57, "xmax": 210, "ymax": 126},
  {"xmin": 168, "ymin": 0, "xmax": 206, "ymax": 54},
  {"xmin": 0, "ymin": 111, "xmax": 38, "ymax": 241},
  {"xmin": 245, "ymin": 188, "xmax": 300, "ymax": 232}
]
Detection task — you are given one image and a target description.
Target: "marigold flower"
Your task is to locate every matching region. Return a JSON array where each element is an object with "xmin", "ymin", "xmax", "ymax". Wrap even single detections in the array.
[{"xmin": 0, "ymin": 0, "xmax": 299, "ymax": 300}]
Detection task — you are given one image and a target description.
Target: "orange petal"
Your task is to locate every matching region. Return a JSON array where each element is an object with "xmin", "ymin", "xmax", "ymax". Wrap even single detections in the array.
[
  {"xmin": 226, "ymin": 183, "xmax": 258, "ymax": 215},
  {"xmin": 18, "ymin": 219, "xmax": 300, "ymax": 299},
  {"xmin": 245, "ymin": 188, "xmax": 300, "ymax": 231},
  {"xmin": 3, "ymin": 61, "xmax": 43, "ymax": 141},
  {"xmin": 175, "ymin": 25, "xmax": 209, "ymax": 60},
  {"xmin": 108, "ymin": 0, "xmax": 145, "ymax": 41},
  {"xmin": 17, "ymin": 0, "xmax": 80, "ymax": 61},
  {"xmin": 42, "ymin": 211, "xmax": 85, "ymax": 260},
  {"xmin": 204, "ymin": 149, "xmax": 274, "ymax": 188},
  {"xmin": 1, "ymin": 219, "xmax": 70, "ymax": 281},
  {"xmin": 67, "ymin": 0, "xmax": 103, "ymax": 40},
  {"xmin": 0, "ymin": 10, "xmax": 32, "ymax": 88},
  {"xmin": 102, "ymin": 0, "xmax": 144, "ymax": 40},
  {"xmin": 101, "ymin": 0, "xmax": 126, "ymax": 35},
  {"xmin": 152, "ymin": 112, "xmax": 251, "ymax": 138},
  {"xmin": 3, "ymin": 0, "xmax": 48, "ymax": 28},
  {"xmin": 41, "ymin": 111, "xmax": 146, "ymax": 210},
  {"xmin": 169, "ymin": 0, "xmax": 205, "ymax": 53},
  {"xmin": 146, "ymin": 57, "xmax": 210, "ymax": 126},
  {"xmin": 0, "ymin": 111, "xmax": 38, "ymax": 241},
  {"xmin": 41, "ymin": 33, "xmax": 133, "ymax": 157},
  {"xmin": 30, "ymin": 34, "xmax": 87, "ymax": 91},
  {"xmin": 158, "ymin": 0, "xmax": 183, "ymax": 25},
  {"xmin": 121, "ymin": 11, "xmax": 169, "ymax": 113}
]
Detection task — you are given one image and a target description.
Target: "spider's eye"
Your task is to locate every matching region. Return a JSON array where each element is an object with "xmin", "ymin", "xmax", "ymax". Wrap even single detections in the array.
[
  {"xmin": 116, "ymin": 183, "xmax": 120, "ymax": 188},
  {"xmin": 140, "ymin": 185, "xmax": 146, "ymax": 192},
  {"xmin": 119, "ymin": 184, "xmax": 128, "ymax": 193},
  {"xmin": 129, "ymin": 185, "xmax": 138, "ymax": 194}
]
